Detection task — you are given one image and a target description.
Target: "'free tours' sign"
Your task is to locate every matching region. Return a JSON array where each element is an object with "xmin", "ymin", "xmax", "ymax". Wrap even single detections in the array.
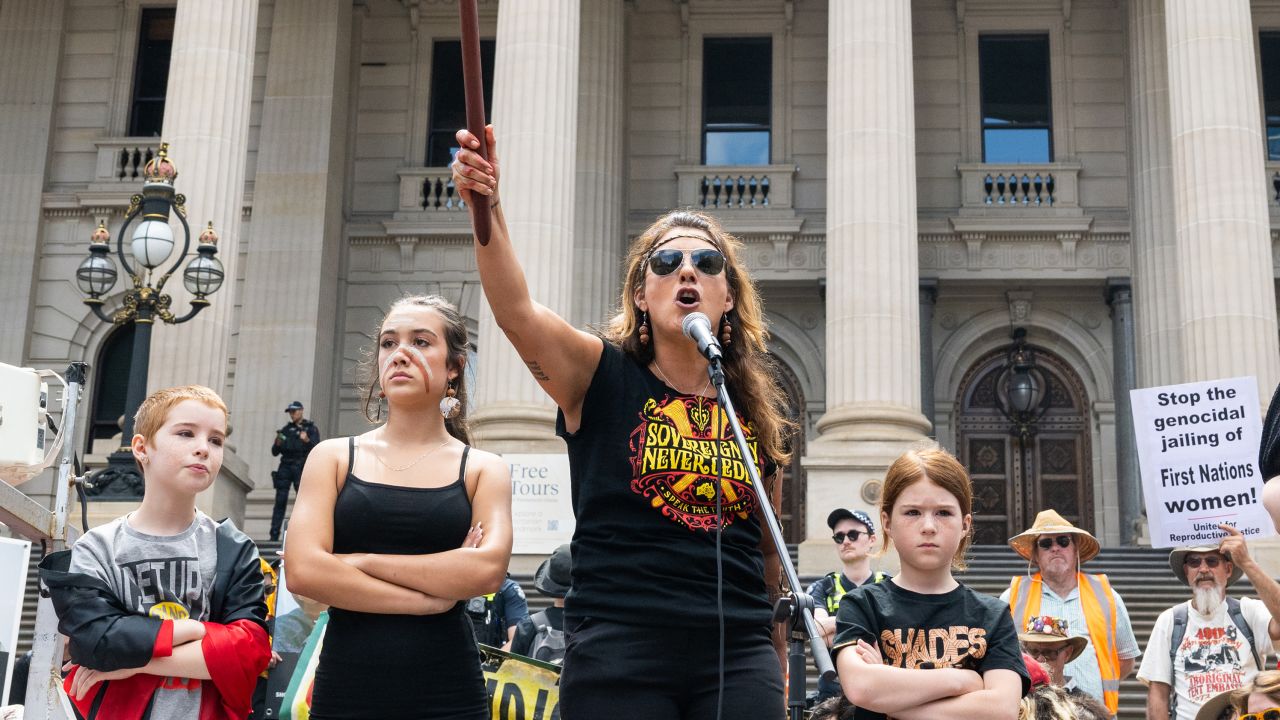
[{"xmin": 1131, "ymin": 376, "xmax": 1275, "ymax": 548}]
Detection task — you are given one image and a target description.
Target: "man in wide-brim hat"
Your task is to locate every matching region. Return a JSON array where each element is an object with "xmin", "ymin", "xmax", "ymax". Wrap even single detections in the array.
[
  {"xmin": 999, "ymin": 509, "xmax": 1139, "ymax": 715},
  {"xmin": 1138, "ymin": 525, "xmax": 1280, "ymax": 720},
  {"xmin": 1018, "ymin": 614, "xmax": 1089, "ymax": 689}
]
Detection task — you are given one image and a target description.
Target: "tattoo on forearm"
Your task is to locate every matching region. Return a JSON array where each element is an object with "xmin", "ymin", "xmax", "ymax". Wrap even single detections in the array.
[{"xmin": 525, "ymin": 360, "xmax": 551, "ymax": 381}]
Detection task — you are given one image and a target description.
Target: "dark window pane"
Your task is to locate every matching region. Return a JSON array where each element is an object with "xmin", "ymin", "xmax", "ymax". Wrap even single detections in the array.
[
  {"xmin": 128, "ymin": 8, "xmax": 175, "ymax": 137},
  {"xmin": 1269, "ymin": 126, "xmax": 1280, "ymax": 163},
  {"xmin": 980, "ymin": 35, "xmax": 1052, "ymax": 162},
  {"xmin": 1262, "ymin": 33, "xmax": 1280, "ymax": 160},
  {"xmin": 983, "ymin": 129, "xmax": 1051, "ymax": 164},
  {"xmin": 426, "ymin": 40, "xmax": 495, "ymax": 166},
  {"xmin": 88, "ymin": 324, "xmax": 135, "ymax": 452},
  {"xmin": 705, "ymin": 131, "xmax": 769, "ymax": 165},
  {"xmin": 703, "ymin": 37, "xmax": 771, "ymax": 164}
]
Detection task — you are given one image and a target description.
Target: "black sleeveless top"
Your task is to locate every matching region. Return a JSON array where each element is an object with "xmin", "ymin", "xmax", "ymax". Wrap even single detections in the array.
[
  {"xmin": 555, "ymin": 342, "xmax": 776, "ymax": 629},
  {"xmin": 309, "ymin": 438, "xmax": 488, "ymax": 720}
]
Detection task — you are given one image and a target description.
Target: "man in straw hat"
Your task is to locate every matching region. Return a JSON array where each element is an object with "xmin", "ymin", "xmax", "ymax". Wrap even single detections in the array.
[
  {"xmin": 1138, "ymin": 525, "xmax": 1280, "ymax": 720},
  {"xmin": 1019, "ymin": 615, "xmax": 1089, "ymax": 689},
  {"xmin": 1000, "ymin": 509, "xmax": 1139, "ymax": 714}
]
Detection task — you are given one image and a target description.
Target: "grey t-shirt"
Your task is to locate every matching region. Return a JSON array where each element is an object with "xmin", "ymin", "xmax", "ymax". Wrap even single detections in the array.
[{"xmin": 70, "ymin": 510, "xmax": 218, "ymax": 718}]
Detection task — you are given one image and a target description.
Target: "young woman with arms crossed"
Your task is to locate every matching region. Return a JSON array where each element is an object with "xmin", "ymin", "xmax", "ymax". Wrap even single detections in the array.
[
  {"xmin": 285, "ymin": 295, "xmax": 512, "ymax": 719},
  {"xmin": 452, "ymin": 126, "xmax": 791, "ymax": 719}
]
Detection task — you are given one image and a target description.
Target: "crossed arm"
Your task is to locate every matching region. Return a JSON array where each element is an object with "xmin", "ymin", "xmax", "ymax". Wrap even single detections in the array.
[
  {"xmin": 341, "ymin": 451, "xmax": 513, "ymax": 600},
  {"xmin": 837, "ymin": 639, "xmax": 1021, "ymax": 720},
  {"xmin": 286, "ymin": 439, "xmax": 512, "ymax": 611}
]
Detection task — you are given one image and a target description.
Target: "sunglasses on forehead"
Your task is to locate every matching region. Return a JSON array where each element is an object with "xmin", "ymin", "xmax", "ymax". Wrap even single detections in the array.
[
  {"xmin": 1241, "ymin": 709, "xmax": 1280, "ymax": 720},
  {"xmin": 1036, "ymin": 536, "xmax": 1073, "ymax": 550},
  {"xmin": 646, "ymin": 248, "xmax": 726, "ymax": 277}
]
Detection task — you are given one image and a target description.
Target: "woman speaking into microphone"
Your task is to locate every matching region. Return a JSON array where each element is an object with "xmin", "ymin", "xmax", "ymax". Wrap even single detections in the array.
[{"xmin": 452, "ymin": 126, "xmax": 793, "ymax": 719}]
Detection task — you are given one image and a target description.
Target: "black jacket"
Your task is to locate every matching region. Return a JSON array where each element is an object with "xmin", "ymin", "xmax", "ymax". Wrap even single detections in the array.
[{"xmin": 39, "ymin": 519, "xmax": 268, "ymax": 672}]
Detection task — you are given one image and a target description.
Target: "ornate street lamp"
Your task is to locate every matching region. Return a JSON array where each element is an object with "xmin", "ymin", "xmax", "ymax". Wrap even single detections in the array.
[
  {"xmin": 994, "ymin": 327, "xmax": 1051, "ymax": 441},
  {"xmin": 75, "ymin": 143, "xmax": 224, "ymax": 496}
]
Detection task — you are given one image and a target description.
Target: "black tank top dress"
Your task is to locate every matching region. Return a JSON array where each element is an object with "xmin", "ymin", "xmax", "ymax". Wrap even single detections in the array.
[{"xmin": 308, "ymin": 438, "xmax": 489, "ymax": 720}]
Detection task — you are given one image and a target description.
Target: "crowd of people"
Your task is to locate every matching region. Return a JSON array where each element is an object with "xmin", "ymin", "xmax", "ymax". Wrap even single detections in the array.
[{"xmin": 5, "ymin": 120, "xmax": 1280, "ymax": 720}]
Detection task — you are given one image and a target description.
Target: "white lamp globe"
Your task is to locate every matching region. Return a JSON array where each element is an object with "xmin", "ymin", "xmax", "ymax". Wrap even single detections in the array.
[{"xmin": 131, "ymin": 219, "xmax": 175, "ymax": 269}]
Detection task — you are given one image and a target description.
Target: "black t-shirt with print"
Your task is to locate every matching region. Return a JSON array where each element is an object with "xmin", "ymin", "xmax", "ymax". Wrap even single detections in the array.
[
  {"xmin": 556, "ymin": 342, "xmax": 776, "ymax": 628},
  {"xmin": 832, "ymin": 580, "xmax": 1031, "ymax": 720}
]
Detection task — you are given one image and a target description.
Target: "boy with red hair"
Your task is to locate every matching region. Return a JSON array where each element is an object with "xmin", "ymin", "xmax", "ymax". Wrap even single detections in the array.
[{"xmin": 39, "ymin": 385, "xmax": 270, "ymax": 719}]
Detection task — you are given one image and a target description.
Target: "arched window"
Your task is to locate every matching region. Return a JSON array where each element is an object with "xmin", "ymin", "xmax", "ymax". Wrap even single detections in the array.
[
  {"xmin": 956, "ymin": 346, "xmax": 1093, "ymax": 545},
  {"xmin": 87, "ymin": 324, "xmax": 135, "ymax": 454}
]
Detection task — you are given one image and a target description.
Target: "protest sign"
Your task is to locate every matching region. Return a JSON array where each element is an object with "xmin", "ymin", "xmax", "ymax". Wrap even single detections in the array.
[
  {"xmin": 0, "ymin": 536, "xmax": 30, "ymax": 704},
  {"xmin": 1132, "ymin": 376, "xmax": 1275, "ymax": 547},
  {"xmin": 482, "ymin": 645, "xmax": 561, "ymax": 720},
  {"xmin": 505, "ymin": 454, "xmax": 574, "ymax": 554}
]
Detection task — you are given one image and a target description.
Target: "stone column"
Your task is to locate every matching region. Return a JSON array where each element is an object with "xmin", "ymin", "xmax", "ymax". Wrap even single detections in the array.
[
  {"xmin": 1106, "ymin": 279, "xmax": 1142, "ymax": 545},
  {"xmin": 919, "ymin": 279, "xmax": 938, "ymax": 437},
  {"xmin": 0, "ymin": 1, "xmax": 65, "ymax": 364},
  {"xmin": 1165, "ymin": 0, "xmax": 1280, "ymax": 402},
  {"xmin": 146, "ymin": 0, "xmax": 258, "ymax": 393},
  {"xmin": 471, "ymin": 0, "xmax": 580, "ymax": 453},
  {"xmin": 571, "ymin": 0, "xmax": 626, "ymax": 328},
  {"xmin": 1128, "ymin": 0, "xmax": 1182, "ymax": 388},
  {"xmin": 230, "ymin": 0, "xmax": 350, "ymax": 536},
  {"xmin": 800, "ymin": 0, "xmax": 929, "ymax": 573}
]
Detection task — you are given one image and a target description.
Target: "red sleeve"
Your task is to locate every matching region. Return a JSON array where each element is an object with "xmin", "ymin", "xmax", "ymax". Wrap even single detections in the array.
[
  {"xmin": 151, "ymin": 619, "xmax": 174, "ymax": 658},
  {"xmin": 200, "ymin": 619, "xmax": 271, "ymax": 715}
]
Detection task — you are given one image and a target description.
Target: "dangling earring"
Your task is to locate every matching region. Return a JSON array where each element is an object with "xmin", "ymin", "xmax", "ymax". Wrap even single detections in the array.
[
  {"xmin": 720, "ymin": 315, "xmax": 732, "ymax": 346},
  {"xmin": 440, "ymin": 381, "xmax": 461, "ymax": 419},
  {"xmin": 638, "ymin": 310, "xmax": 650, "ymax": 345},
  {"xmin": 378, "ymin": 389, "xmax": 386, "ymax": 399}
]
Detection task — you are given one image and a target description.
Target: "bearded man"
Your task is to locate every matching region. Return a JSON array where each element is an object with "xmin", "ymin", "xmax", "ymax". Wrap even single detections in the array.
[{"xmin": 1138, "ymin": 525, "xmax": 1280, "ymax": 720}]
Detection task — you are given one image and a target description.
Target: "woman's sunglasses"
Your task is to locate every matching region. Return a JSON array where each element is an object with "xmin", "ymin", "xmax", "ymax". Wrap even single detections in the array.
[
  {"xmin": 1036, "ymin": 535, "xmax": 1073, "ymax": 550},
  {"xmin": 1184, "ymin": 555, "xmax": 1223, "ymax": 569},
  {"xmin": 1241, "ymin": 708, "xmax": 1280, "ymax": 720},
  {"xmin": 647, "ymin": 248, "xmax": 726, "ymax": 277},
  {"xmin": 832, "ymin": 530, "xmax": 866, "ymax": 544}
]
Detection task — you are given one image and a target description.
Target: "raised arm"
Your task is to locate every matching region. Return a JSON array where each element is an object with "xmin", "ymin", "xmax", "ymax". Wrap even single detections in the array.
[
  {"xmin": 284, "ymin": 439, "xmax": 456, "ymax": 614},
  {"xmin": 1219, "ymin": 523, "xmax": 1280, "ymax": 642},
  {"xmin": 342, "ymin": 450, "xmax": 513, "ymax": 600},
  {"xmin": 452, "ymin": 126, "xmax": 603, "ymax": 426}
]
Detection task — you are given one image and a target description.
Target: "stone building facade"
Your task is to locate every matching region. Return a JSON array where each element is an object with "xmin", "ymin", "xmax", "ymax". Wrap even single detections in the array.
[{"xmin": 3, "ymin": 0, "xmax": 1279, "ymax": 572}]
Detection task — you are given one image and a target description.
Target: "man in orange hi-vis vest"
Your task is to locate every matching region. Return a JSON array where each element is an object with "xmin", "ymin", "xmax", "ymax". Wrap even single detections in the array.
[{"xmin": 1000, "ymin": 510, "xmax": 1139, "ymax": 714}]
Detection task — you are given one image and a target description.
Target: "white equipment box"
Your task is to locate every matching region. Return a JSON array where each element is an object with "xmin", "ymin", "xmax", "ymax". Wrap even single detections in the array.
[{"xmin": 0, "ymin": 363, "xmax": 48, "ymax": 470}]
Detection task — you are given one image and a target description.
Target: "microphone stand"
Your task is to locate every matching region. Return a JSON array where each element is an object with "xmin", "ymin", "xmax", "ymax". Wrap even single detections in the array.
[{"xmin": 703, "ymin": 355, "xmax": 835, "ymax": 720}]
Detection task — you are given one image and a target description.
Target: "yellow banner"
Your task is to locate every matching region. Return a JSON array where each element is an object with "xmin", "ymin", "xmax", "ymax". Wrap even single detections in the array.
[{"xmin": 482, "ymin": 646, "xmax": 561, "ymax": 720}]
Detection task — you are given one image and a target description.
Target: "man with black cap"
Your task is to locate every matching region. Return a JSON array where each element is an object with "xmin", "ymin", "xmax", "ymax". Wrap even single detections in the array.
[
  {"xmin": 511, "ymin": 543, "xmax": 572, "ymax": 664},
  {"xmin": 804, "ymin": 507, "xmax": 889, "ymax": 703},
  {"xmin": 269, "ymin": 400, "xmax": 320, "ymax": 541},
  {"xmin": 1139, "ymin": 525, "xmax": 1280, "ymax": 720}
]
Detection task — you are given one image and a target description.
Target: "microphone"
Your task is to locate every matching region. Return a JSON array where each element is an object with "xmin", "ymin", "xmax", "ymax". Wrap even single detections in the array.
[{"xmin": 681, "ymin": 312, "xmax": 723, "ymax": 363}]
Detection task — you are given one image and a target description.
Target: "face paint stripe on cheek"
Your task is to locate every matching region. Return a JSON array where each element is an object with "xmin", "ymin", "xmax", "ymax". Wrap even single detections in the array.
[{"xmin": 379, "ymin": 344, "xmax": 435, "ymax": 387}]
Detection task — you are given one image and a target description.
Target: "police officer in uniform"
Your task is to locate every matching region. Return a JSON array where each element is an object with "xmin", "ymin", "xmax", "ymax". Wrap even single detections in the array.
[{"xmin": 270, "ymin": 400, "xmax": 320, "ymax": 541}]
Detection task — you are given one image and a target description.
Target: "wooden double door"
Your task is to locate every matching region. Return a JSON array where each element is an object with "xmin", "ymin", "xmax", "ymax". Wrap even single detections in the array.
[{"xmin": 956, "ymin": 349, "xmax": 1094, "ymax": 545}]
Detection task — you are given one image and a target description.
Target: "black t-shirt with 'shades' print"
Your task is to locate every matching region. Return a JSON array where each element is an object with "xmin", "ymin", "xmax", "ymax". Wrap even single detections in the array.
[
  {"xmin": 555, "ymin": 342, "xmax": 776, "ymax": 629},
  {"xmin": 832, "ymin": 580, "xmax": 1031, "ymax": 720}
]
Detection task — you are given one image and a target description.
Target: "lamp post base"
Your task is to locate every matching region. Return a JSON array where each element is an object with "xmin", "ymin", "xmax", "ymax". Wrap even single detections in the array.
[{"xmin": 86, "ymin": 450, "xmax": 145, "ymax": 497}]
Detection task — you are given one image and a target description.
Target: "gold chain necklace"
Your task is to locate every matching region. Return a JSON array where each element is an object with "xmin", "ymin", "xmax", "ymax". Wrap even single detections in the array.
[
  {"xmin": 651, "ymin": 362, "xmax": 712, "ymax": 397},
  {"xmin": 372, "ymin": 438, "xmax": 452, "ymax": 472}
]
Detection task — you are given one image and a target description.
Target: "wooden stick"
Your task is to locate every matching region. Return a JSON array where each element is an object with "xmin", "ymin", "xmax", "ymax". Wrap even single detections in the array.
[{"xmin": 458, "ymin": 0, "xmax": 490, "ymax": 245}]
